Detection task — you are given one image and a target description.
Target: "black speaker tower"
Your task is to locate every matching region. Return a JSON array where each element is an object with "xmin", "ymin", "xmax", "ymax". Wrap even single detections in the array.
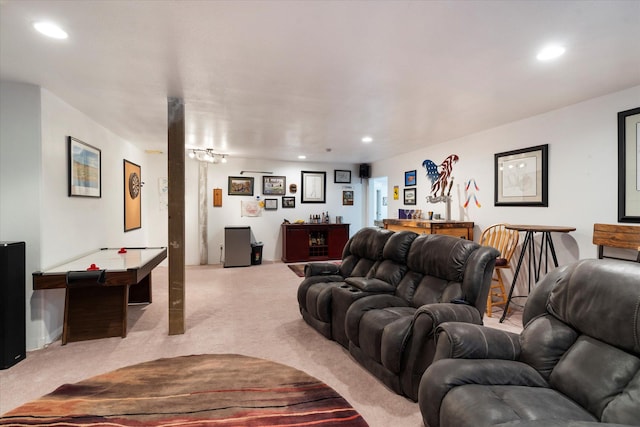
[
  {"xmin": 0, "ymin": 241, "xmax": 26, "ymax": 369},
  {"xmin": 359, "ymin": 164, "xmax": 371, "ymax": 178}
]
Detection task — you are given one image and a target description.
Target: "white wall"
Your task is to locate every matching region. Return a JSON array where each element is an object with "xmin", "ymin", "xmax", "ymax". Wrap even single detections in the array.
[
  {"xmin": 142, "ymin": 154, "xmax": 364, "ymax": 266},
  {"xmin": 373, "ymin": 85, "xmax": 640, "ymax": 293},
  {"xmin": 0, "ymin": 82, "xmax": 44, "ymax": 349},
  {"xmin": 1, "ymin": 83, "xmax": 152, "ymax": 349},
  {"xmin": 187, "ymin": 158, "xmax": 363, "ymax": 265}
]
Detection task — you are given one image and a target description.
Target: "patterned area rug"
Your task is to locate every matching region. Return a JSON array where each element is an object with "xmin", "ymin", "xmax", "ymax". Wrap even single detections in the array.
[{"xmin": 1, "ymin": 354, "xmax": 368, "ymax": 426}]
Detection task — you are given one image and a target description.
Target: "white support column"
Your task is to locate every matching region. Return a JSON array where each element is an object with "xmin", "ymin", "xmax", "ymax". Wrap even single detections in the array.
[{"xmin": 198, "ymin": 161, "xmax": 208, "ymax": 264}]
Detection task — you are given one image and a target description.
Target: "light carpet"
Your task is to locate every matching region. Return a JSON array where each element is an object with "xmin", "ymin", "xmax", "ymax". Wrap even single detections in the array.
[{"xmin": 0, "ymin": 262, "xmax": 523, "ymax": 426}]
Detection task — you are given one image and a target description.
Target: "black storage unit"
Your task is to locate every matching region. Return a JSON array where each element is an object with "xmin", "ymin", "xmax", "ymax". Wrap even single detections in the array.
[
  {"xmin": 0, "ymin": 241, "xmax": 26, "ymax": 369},
  {"xmin": 251, "ymin": 242, "xmax": 263, "ymax": 265}
]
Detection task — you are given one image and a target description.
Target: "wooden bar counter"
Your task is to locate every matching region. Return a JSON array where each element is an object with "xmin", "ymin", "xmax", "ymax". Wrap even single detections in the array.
[{"xmin": 382, "ymin": 219, "xmax": 474, "ymax": 240}]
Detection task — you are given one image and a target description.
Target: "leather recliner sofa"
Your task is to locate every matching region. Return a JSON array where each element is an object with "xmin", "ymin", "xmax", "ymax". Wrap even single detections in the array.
[
  {"xmin": 419, "ymin": 259, "xmax": 640, "ymax": 427},
  {"xmin": 297, "ymin": 227, "xmax": 396, "ymax": 339},
  {"xmin": 344, "ymin": 233, "xmax": 499, "ymax": 401}
]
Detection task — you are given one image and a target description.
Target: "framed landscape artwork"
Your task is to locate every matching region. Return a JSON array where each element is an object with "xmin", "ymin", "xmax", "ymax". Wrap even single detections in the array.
[
  {"xmin": 68, "ymin": 136, "xmax": 101, "ymax": 198},
  {"xmin": 228, "ymin": 176, "xmax": 254, "ymax": 196}
]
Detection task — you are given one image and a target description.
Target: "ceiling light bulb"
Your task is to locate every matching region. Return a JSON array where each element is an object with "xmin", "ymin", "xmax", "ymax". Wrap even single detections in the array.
[
  {"xmin": 33, "ymin": 22, "xmax": 68, "ymax": 39},
  {"xmin": 221, "ymin": 156, "xmax": 227, "ymax": 163},
  {"xmin": 537, "ymin": 45, "xmax": 565, "ymax": 61},
  {"xmin": 362, "ymin": 136, "xmax": 373, "ymax": 143},
  {"xmin": 188, "ymin": 151, "xmax": 196, "ymax": 159},
  {"xmin": 298, "ymin": 155, "xmax": 306, "ymax": 160}
]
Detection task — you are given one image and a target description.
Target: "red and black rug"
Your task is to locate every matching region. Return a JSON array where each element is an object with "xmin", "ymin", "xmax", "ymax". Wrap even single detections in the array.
[{"xmin": 1, "ymin": 354, "xmax": 368, "ymax": 426}]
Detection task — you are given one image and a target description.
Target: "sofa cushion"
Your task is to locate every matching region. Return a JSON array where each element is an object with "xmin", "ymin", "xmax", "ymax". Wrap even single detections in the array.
[
  {"xmin": 406, "ymin": 234, "xmax": 479, "ymax": 282},
  {"xmin": 440, "ymin": 385, "xmax": 596, "ymax": 427},
  {"xmin": 547, "ymin": 260, "xmax": 640, "ymax": 355},
  {"xmin": 519, "ymin": 314, "xmax": 579, "ymax": 380},
  {"xmin": 550, "ymin": 335, "xmax": 640, "ymax": 423},
  {"xmin": 358, "ymin": 306, "xmax": 414, "ymax": 366}
]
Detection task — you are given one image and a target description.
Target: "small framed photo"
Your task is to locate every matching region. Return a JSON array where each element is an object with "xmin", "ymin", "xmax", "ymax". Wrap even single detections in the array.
[
  {"xmin": 282, "ymin": 196, "xmax": 295, "ymax": 208},
  {"xmin": 262, "ymin": 175, "xmax": 286, "ymax": 195},
  {"xmin": 405, "ymin": 170, "xmax": 417, "ymax": 186},
  {"xmin": 342, "ymin": 190, "xmax": 354, "ymax": 206},
  {"xmin": 68, "ymin": 136, "xmax": 101, "ymax": 198},
  {"xmin": 404, "ymin": 188, "xmax": 416, "ymax": 205},
  {"xmin": 264, "ymin": 198, "xmax": 278, "ymax": 210},
  {"xmin": 228, "ymin": 176, "xmax": 254, "ymax": 196},
  {"xmin": 334, "ymin": 169, "xmax": 352, "ymax": 183},
  {"xmin": 494, "ymin": 144, "xmax": 548, "ymax": 207}
]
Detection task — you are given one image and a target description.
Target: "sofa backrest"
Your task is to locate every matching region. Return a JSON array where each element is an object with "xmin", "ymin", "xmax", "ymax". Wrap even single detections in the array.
[
  {"xmin": 339, "ymin": 227, "xmax": 393, "ymax": 277},
  {"xmin": 395, "ymin": 234, "xmax": 498, "ymax": 308},
  {"xmin": 519, "ymin": 259, "xmax": 640, "ymax": 424},
  {"xmin": 365, "ymin": 230, "xmax": 418, "ymax": 286}
]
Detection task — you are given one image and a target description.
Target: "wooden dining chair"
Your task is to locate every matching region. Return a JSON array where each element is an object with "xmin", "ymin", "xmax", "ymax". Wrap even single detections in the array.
[{"xmin": 480, "ymin": 224, "xmax": 520, "ymax": 317}]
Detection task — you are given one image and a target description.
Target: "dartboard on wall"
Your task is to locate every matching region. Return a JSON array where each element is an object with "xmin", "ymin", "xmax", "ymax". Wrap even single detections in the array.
[
  {"xmin": 129, "ymin": 172, "xmax": 141, "ymax": 199},
  {"xmin": 124, "ymin": 159, "xmax": 142, "ymax": 232}
]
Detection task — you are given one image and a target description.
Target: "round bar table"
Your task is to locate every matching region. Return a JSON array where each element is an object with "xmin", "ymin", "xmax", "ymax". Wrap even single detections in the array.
[{"xmin": 499, "ymin": 224, "xmax": 576, "ymax": 323}]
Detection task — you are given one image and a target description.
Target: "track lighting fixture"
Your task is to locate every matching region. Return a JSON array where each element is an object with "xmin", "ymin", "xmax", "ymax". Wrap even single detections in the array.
[{"xmin": 188, "ymin": 148, "xmax": 228, "ymax": 164}]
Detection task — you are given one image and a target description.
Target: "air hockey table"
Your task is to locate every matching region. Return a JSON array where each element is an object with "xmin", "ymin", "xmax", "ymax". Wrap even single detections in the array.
[{"xmin": 33, "ymin": 247, "xmax": 167, "ymax": 344}]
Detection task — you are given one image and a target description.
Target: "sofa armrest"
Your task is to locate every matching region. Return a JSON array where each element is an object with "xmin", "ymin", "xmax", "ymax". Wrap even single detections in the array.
[
  {"xmin": 304, "ymin": 262, "xmax": 340, "ymax": 277},
  {"xmin": 345, "ymin": 277, "xmax": 395, "ymax": 293},
  {"xmin": 419, "ymin": 358, "xmax": 548, "ymax": 427},
  {"xmin": 414, "ymin": 302, "xmax": 483, "ymax": 328},
  {"xmin": 433, "ymin": 321, "xmax": 521, "ymax": 362}
]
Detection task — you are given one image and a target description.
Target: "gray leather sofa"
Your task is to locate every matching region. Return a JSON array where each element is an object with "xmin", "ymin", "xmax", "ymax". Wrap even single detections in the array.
[
  {"xmin": 297, "ymin": 227, "xmax": 395, "ymax": 339},
  {"xmin": 419, "ymin": 259, "xmax": 640, "ymax": 427},
  {"xmin": 344, "ymin": 233, "xmax": 499, "ymax": 400}
]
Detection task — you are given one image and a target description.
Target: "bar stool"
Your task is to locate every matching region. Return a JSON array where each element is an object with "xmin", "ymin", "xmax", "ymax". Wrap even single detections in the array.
[{"xmin": 480, "ymin": 224, "xmax": 519, "ymax": 317}]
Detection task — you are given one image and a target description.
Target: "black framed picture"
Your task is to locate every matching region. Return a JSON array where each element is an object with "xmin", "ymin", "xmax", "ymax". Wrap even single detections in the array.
[
  {"xmin": 301, "ymin": 171, "xmax": 326, "ymax": 203},
  {"xmin": 262, "ymin": 175, "xmax": 286, "ymax": 195},
  {"xmin": 404, "ymin": 170, "xmax": 417, "ymax": 186},
  {"xmin": 618, "ymin": 107, "xmax": 640, "ymax": 223},
  {"xmin": 404, "ymin": 188, "xmax": 416, "ymax": 205},
  {"xmin": 282, "ymin": 196, "xmax": 295, "ymax": 208},
  {"xmin": 334, "ymin": 169, "xmax": 351, "ymax": 183},
  {"xmin": 264, "ymin": 198, "xmax": 278, "ymax": 210},
  {"xmin": 494, "ymin": 144, "xmax": 548, "ymax": 207},
  {"xmin": 228, "ymin": 176, "xmax": 254, "ymax": 196}
]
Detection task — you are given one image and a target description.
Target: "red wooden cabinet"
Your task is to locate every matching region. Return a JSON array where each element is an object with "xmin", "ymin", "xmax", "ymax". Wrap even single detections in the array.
[{"xmin": 281, "ymin": 223, "xmax": 350, "ymax": 263}]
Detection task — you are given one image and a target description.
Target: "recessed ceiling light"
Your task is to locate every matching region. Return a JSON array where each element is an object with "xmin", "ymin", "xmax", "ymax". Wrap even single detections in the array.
[
  {"xmin": 536, "ymin": 44, "xmax": 565, "ymax": 61},
  {"xmin": 33, "ymin": 21, "xmax": 68, "ymax": 39},
  {"xmin": 361, "ymin": 136, "xmax": 373, "ymax": 143},
  {"xmin": 298, "ymin": 155, "xmax": 306, "ymax": 160}
]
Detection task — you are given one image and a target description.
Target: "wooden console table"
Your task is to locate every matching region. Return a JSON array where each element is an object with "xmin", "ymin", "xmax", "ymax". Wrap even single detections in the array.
[
  {"xmin": 382, "ymin": 219, "xmax": 474, "ymax": 240},
  {"xmin": 281, "ymin": 223, "xmax": 350, "ymax": 263}
]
